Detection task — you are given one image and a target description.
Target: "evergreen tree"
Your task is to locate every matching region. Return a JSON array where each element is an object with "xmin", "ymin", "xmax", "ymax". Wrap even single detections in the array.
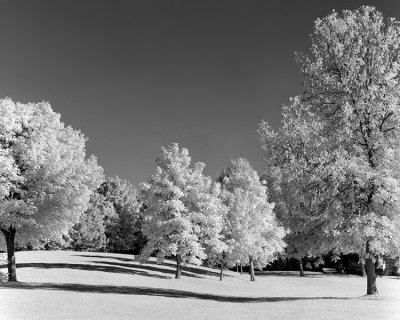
[
  {"xmin": 98, "ymin": 177, "xmax": 143, "ymax": 253},
  {"xmin": 69, "ymin": 193, "xmax": 115, "ymax": 251}
]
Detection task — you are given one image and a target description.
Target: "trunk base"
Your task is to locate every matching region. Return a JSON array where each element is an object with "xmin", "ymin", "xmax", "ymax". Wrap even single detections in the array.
[
  {"xmin": 298, "ymin": 258, "xmax": 305, "ymax": 277},
  {"xmin": 249, "ymin": 255, "xmax": 255, "ymax": 281},
  {"xmin": 175, "ymin": 254, "xmax": 182, "ymax": 279},
  {"xmin": 365, "ymin": 242, "xmax": 378, "ymax": 295},
  {"xmin": 2, "ymin": 227, "xmax": 17, "ymax": 282}
]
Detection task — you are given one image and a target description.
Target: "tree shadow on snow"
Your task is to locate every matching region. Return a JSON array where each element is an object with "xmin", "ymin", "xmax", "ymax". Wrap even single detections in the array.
[
  {"xmin": 255, "ymin": 271, "xmax": 360, "ymax": 278},
  {"xmin": 74, "ymin": 254, "xmax": 132, "ymax": 261},
  {"xmin": 16, "ymin": 262, "xmax": 170, "ymax": 279},
  {"xmin": 4, "ymin": 281, "xmax": 358, "ymax": 303},
  {"xmin": 255, "ymin": 271, "xmax": 325, "ymax": 278},
  {"xmin": 73, "ymin": 253, "xmax": 227, "ymax": 278},
  {"xmin": 88, "ymin": 260, "xmax": 201, "ymax": 278}
]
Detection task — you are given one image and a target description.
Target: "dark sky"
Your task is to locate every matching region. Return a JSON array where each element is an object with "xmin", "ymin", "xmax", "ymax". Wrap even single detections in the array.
[{"xmin": 0, "ymin": 0, "xmax": 399, "ymax": 186}]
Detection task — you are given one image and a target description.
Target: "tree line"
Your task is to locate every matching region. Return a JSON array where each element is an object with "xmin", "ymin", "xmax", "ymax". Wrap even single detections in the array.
[{"xmin": 1, "ymin": 6, "xmax": 400, "ymax": 295}]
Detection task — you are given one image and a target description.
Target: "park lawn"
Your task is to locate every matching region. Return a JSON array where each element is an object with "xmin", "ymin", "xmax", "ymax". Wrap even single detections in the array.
[{"xmin": 0, "ymin": 251, "xmax": 399, "ymax": 320}]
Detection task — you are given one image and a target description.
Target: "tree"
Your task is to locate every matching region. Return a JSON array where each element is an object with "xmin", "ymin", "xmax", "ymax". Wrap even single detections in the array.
[
  {"xmin": 218, "ymin": 158, "xmax": 286, "ymax": 281},
  {"xmin": 139, "ymin": 143, "xmax": 225, "ymax": 279},
  {"xmin": 259, "ymin": 6, "xmax": 400, "ymax": 295},
  {"xmin": 98, "ymin": 177, "xmax": 143, "ymax": 253},
  {"xmin": 0, "ymin": 98, "xmax": 103, "ymax": 281}
]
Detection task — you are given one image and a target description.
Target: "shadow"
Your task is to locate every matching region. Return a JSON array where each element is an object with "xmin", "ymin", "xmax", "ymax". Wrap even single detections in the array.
[
  {"xmin": 255, "ymin": 271, "xmax": 325, "ymax": 278},
  {"xmin": 144, "ymin": 260, "xmax": 228, "ymax": 278},
  {"xmin": 16, "ymin": 263, "xmax": 170, "ymax": 279},
  {"xmin": 90, "ymin": 260, "xmax": 201, "ymax": 278},
  {"xmin": 74, "ymin": 254, "xmax": 132, "ymax": 261},
  {"xmin": 74, "ymin": 253, "xmax": 227, "ymax": 278},
  {"xmin": 3, "ymin": 281, "xmax": 357, "ymax": 303}
]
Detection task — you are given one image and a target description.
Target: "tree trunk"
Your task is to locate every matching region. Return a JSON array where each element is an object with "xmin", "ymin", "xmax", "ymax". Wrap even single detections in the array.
[
  {"xmin": 365, "ymin": 241, "xmax": 378, "ymax": 295},
  {"xmin": 175, "ymin": 254, "xmax": 182, "ymax": 279},
  {"xmin": 220, "ymin": 264, "xmax": 223, "ymax": 281},
  {"xmin": 236, "ymin": 264, "xmax": 238, "ymax": 273},
  {"xmin": 298, "ymin": 258, "xmax": 305, "ymax": 277},
  {"xmin": 240, "ymin": 263, "xmax": 243, "ymax": 275},
  {"xmin": 249, "ymin": 255, "xmax": 255, "ymax": 281},
  {"xmin": 360, "ymin": 261, "xmax": 366, "ymax": 277},
  {"xmin": 2, "ymin": 227, "xmax": 17, "ymax": 282}
]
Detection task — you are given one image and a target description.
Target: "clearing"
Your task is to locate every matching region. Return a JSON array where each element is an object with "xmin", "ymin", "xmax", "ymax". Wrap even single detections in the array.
[{"xmin": 0, "ymin": 250, "xmax": 399, "ymax": 320}]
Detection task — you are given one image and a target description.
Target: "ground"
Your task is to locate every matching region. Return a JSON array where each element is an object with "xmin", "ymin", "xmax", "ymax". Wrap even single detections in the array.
[{"xmin": 0, "ymin": 251, "xmax": 399, "ymax": 320}]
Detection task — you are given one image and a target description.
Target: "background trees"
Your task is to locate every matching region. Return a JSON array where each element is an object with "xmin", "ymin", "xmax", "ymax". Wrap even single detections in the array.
[
  {"xmin": 68, "ymin": 193, "xmax": 114, "ymax": 252},
  {"xmin": 259, "ymin": 6, "xmax": 400, "ymax": 294},
  {"xmin": 97, "ymin": 177, "xmax": 143, "ymax": 253},
  {"xmin": 0, "ymin": 99, "xmax": 103, "ymax": 281},
  {"xmin": 68, "ymin": 176, "xmax": 143, "ymax": 253}
]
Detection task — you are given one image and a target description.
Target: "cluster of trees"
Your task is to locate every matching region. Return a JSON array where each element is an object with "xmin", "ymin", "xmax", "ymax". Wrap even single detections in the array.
[
  {"xmin": 1, "ymin": 6, "xmax": 400, "ymax": 296},
  {"xmin": 139, "ymin": 144, "xmax": 285, "ymax": 280},
  {"xmin": 0, "ymin": 100, "xmax": 286, "ymax": 284}
]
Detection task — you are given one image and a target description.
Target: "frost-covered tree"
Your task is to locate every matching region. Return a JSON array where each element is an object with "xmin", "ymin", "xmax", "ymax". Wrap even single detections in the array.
[
  {"xmin": 0, "ymin": 99, "xmax": 103, "ymax": 281},
  {"xmin": 259, "ymin": 7, "xmax": 400, "ymax": 295},
  {"xmin": 98, "ymin": 177, "xmax": 143, "ymax": 253},
  {"xmin": 189, "ymin": 174, "xmax": 227, "ymax": 281},
  {"xmin": 139, "ymin": 143, "xmax": 225, "ymax": 279},
  {"xmin": 218, "ymin": 158, "xmax": 286, "ymax": 281}
]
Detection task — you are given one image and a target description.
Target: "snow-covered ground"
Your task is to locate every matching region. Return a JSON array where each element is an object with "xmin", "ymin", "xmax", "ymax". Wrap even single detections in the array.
[{"xmin": 1, "ymin": 250, "xmax": 399, "ymax": 320}]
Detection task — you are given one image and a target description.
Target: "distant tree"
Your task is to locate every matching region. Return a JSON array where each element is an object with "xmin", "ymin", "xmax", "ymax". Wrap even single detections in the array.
[
  {"xmin": 69, "ymin": 193, "xmax": 115, "ymax": 251},
  {"xmin": 260, "ymin": 134, "xmax": 329, "ymax": 277},
  {"xmin": 0, "ymin": 99, "xmax": 103, "ymax": 281},
  {"xmin": 98, "ymin": 177, "xmax": 143, "ymax": 253},
  {"xmin": 218, "ymin": 158, "xmax": 286, "ymax": 281},
  {"xmin": 259, "ymin": 7, "xmax": 400, "ymax": 295},
  {"xmin": 139, "ymin": 143, "xmax": 225, "ymax": 279}
]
